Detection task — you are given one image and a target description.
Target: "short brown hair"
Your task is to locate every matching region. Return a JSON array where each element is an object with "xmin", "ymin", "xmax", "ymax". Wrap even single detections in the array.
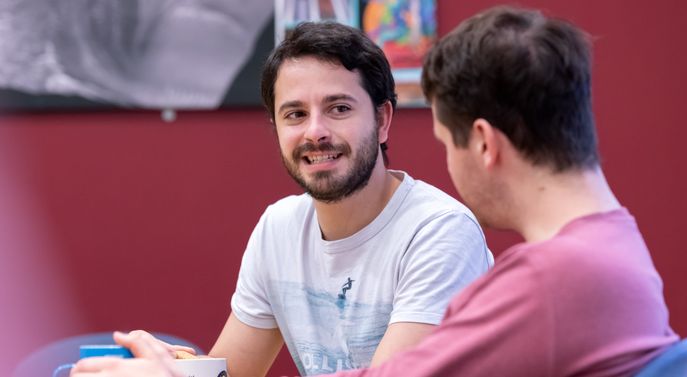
[{"xmin": 422, "ymin": 6, "xmax": 599, "ymax": 171}]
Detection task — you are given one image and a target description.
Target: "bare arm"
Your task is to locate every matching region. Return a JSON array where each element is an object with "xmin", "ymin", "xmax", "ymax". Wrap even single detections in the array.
[
  {"xmin": 369, "ymin": 322, "xmax": 436, "ymax": 366},
  {"xmin": 209, "ymin": 312, "xmax": 284, "ymax": 377}
]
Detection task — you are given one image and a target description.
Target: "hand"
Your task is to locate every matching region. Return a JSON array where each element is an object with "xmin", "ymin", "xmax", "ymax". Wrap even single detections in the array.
[
  {"xmin": 123, "ymin": 329, "xmax": 198, "ymax": 358},
  {"xmin": 70, "ymin": 331, "xmax": 183, "ymax": 377}
]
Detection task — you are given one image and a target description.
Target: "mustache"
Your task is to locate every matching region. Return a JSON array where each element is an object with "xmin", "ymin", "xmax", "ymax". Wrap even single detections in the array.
[{"xmin": 292, "ymin": 141, "xmax": 351, "ymax": 161}]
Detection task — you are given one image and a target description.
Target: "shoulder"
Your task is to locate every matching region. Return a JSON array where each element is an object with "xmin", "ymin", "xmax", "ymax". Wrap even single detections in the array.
[
  {"xmin": 504, "ymin": 237, "xmax": 598, "ymax": 283},
  {"xmin": 393, "ymin": 174, "xmax": 490, "ymax": 264},
  {"xmin": 399, "ymin": 172, "xmax": 477, "ymax": 223},
  {"xmin": 524, "ymin": 211, "xmax": 648, "ymax": 276},
  {"xmin": 247, "ymin": 193, "xmax": 314, "ymax": 240},
  {"xmin": 260, "ymin": 193, "xmax": 313, "ymax": 224},
  {"xmin": 504, "ymin": 220, "xmax": 657, "ymax": 304},
  {"xmin": 245, "ymin": 194, "xmax": 313, "ymax": 258}
]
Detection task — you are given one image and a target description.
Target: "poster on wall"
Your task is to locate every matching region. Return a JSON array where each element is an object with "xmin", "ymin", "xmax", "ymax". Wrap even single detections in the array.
[
  {"xmin": 361, "ymin": 0, "xmax": 436, "ymax": 107},
  {"xmin": 0, "ymin": 0, "xmax": 275, "ymax": 111},
  {"xmin": 0, "ymin": 0, "xmax": 435, "ymax": 112},
  {"xmin": 275, "ymin": 0, "xmax": 360, "ymax": 44},
  {"xmin": 274, "ymin": 0, "xmax": 436, "ymax": 107}
]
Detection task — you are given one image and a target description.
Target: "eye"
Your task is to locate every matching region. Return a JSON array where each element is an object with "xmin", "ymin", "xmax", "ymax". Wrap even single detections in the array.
[
  {"xmin": 330, "ymin": 104, "xmax": 351, "ymax": 116},
  {"xmin": 284, "ymin": 110, "xmax": 306, "ymax": 121}
]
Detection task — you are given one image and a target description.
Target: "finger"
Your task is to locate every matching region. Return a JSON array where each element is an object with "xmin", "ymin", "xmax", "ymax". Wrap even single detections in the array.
[
  {"xmin": 116, "ymin": 331, "xmax": 196, "ymax": 356},
  {"xmin": 169, "ymin": 344, "xmax": 197, "ymax": 355},
  {"xmin": 149, "ymin": 336, "xmax": 196, "ymax": 355},
  {"xmin": 71, "ymin": 356, "xmax": 123, "ymax": 372},
  {"xmin": 174, "ymin": 350, "xmax": 198, "ymax": 360},
  {"xmin": 114, "ymin": 331, "xmax": 173, "ymax": 361},
  {"xmin": 125, "ymin": 329, "xmax": 155, "ymax": 341},
  {"xmin": 115, "ymin": 331, "xmax": 174, "ymax": 358}
]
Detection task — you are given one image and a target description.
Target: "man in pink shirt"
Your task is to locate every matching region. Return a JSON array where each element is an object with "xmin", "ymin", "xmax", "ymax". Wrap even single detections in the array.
[{"xmin": 71, "ymin": 5, "xmax": 679, "ymax": 377}]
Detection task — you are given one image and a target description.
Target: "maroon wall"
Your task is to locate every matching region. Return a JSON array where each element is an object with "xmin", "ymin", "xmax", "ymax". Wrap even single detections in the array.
[{"xmin": 1, "ymin": 1, "xmax": 685, "ymax": 376}]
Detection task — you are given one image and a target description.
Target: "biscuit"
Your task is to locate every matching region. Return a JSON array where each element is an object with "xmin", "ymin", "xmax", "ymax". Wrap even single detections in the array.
[{"xmin": 175, "ymin": 350, "xmax": 198, "ymax": 359}]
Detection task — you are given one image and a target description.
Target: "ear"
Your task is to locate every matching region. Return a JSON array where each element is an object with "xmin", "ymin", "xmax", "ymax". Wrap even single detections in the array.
[
  {"xmin": 471, "ymin": 118, "xmax": 501, "ymax": 169},
  {"xmin": 376, "ymin": 101, "xmax": 394, "ymax": 143},
  {"xmin": 269, "ymin": 117, "xmax": 278, "ymax": 137}
]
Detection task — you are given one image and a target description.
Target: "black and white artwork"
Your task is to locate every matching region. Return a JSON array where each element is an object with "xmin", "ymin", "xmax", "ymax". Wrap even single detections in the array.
[{"xmin": 0, "ymin": 0, "xmax": 274, "ymax": 110}]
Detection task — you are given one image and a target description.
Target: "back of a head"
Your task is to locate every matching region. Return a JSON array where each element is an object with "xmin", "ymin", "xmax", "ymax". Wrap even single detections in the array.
[
  {"xmin": 422, "ymin": 6, "xmax": 599, "ymax": 172},
  {"xmin": 260, "ymin": 21, "xmax": 397, "ymax": 121}
]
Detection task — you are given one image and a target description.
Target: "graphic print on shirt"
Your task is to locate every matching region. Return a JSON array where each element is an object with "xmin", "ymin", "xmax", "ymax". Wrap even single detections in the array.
[
  {"xmin": 338, "ymin": 277, "xmax": 355, "ymax": 300},
  {"xmin": 269, "ymin": 280, "xmax": 392, "ymax": 376}
]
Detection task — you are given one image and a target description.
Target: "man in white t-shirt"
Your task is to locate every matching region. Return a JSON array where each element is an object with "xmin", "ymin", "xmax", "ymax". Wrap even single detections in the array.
[
  {"xmin": 70, "ymin": 21, "xmax": 492, "ymax": 377},
  {"xmin": 206, "ymin": 21, "xmax": 492, "ymax": 377}
]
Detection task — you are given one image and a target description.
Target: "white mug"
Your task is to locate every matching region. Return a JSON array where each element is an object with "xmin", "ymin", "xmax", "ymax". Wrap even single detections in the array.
[{"xmin": 174, "ymin": 358, "xmax": 228, "ymax": 377}]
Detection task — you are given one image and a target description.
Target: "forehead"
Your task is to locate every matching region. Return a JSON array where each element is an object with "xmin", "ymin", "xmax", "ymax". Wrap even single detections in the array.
[{"xmin": 274, "ymin": 56, "xmax": 369, "ymax": 107}]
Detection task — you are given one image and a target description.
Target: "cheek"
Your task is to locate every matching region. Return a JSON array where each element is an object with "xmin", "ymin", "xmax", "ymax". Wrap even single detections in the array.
[
  {"xmin": 445, "ymin": 149, "xmax": 459, "ymax": 180},
  {"xmin": 446, "ymin": 150, "xmax": 467, "ymax": 195},
  {"xmin": 276, "ymin": 128, "xmax": 296, "ymax": 152}
]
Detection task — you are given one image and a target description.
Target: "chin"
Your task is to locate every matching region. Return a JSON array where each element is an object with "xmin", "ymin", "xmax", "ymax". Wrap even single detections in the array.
[
  {"xmin": 463, "ymin": 198, "xmax": 495, "ymax": 230},
  {"xmin": 473, "ymin": 211, "xmax": 492, "ymax": 229},
  {"xmin": 476, "ymin": 210, "xmax": 514, "ymax": 232}
]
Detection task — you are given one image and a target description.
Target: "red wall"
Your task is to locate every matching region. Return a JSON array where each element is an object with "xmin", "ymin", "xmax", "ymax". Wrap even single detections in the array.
[{"xmin": 1, "ymin": 1, "xmax": 685, "ymax": 376}]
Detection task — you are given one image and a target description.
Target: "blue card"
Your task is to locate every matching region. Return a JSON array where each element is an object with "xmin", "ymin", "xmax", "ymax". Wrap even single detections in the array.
[{"xmin": 79, "ymin": 345, "xmax": 133, "ymax": 359}]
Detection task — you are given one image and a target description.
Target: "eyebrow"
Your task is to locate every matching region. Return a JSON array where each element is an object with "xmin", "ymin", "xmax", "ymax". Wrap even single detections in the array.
[
  {"xmin": 323, "ymin": 94, "xmax": 358, "ymax": 104},
  {"xmin": 277, "ymin": 100, "xmax": 304, "ymax": 115},
  {"xmin": 277, "ymin": 94, "xmax": 359, "ymax": 115}
]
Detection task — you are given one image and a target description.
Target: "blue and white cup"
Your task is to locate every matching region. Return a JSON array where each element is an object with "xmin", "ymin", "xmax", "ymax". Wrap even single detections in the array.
[{"xmin": 175, "ymin": 358, "xmax": 228, "ymax": 377}]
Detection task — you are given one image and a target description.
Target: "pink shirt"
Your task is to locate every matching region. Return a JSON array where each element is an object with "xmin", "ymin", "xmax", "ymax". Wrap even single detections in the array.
[{"xmin": 326, "ymin": 208, "xmax": 678, "ymax": 377}]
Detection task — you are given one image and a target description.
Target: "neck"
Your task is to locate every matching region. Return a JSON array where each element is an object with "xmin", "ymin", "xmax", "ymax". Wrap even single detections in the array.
[
  {"xmin": 508, "ymin": 165, "xmax": 621, "ymax": 243},
  {"xmin": 314, "ymin": 163, "xmax": 401, "ymax": 241}
]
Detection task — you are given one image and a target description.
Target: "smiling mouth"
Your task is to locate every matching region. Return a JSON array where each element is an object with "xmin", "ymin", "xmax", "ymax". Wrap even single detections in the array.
[{"xmin": 304, "ymin": 153, "xmax": 342, "ymax": 165}]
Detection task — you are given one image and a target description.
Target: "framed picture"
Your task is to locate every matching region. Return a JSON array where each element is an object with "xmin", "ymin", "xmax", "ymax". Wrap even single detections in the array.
[
  {"xmin": 0, "ymin": 0, "xmax": 435, "ymax": 112},
  {"xmin": 0, "ymin": 0, "xmax": 274, "ymax": 111},
  {"xmin": 275, "ymin": 0, "xmax": 361, "ymax": 43},
  {"xmin": 361, "ymin": 0, "xmax": 437, "ymax": 107},
  {"xmin": 275, "ymin": 0, "xmax": 436, "ymax": 107}
]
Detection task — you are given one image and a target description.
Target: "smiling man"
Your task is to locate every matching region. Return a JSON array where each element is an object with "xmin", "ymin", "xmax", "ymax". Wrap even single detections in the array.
[
  {"xmin": 70, "ymin": 23, "xmax": 492, "ymax": 377},
  {"xmin": 201, "ymin": 22, "xmax": 492, "ymax": 377}
]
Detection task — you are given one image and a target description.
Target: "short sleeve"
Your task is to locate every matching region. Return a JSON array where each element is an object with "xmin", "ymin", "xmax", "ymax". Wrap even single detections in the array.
[
  {"xmin": 390, "ymin": 211, "xmax": 493, "ymax": 325},
  {"xmin": 230, "ymin": 211, "xmax": 279, "ymax": 329}
]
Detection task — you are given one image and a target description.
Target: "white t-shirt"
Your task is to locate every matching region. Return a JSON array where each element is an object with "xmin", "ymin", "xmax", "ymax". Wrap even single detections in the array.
[{"xmin": 231, "ymin": 171, "xmax": 493, "ymax": 375}]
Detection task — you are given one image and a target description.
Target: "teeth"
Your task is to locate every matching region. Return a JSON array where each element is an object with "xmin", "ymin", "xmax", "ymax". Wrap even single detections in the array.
[{"xmin": 309, "ymin": 154, "xmax": 338, "ymax": 164}]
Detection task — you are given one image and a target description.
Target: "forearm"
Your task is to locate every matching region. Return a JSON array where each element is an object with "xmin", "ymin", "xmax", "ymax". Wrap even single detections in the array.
[
  {"xmin": 209, "ymin": 313, "xmax": 284, "ymax": 377},
  {"xmin": 369, "ymin": 322, "xmax": 436, "ymax": 366}
]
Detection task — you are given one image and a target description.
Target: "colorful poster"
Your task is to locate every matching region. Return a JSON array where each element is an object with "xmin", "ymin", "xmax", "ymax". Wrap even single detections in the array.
[{"xmin": 362, "ymin": 0, "xmax": 436, "ymax": 106}]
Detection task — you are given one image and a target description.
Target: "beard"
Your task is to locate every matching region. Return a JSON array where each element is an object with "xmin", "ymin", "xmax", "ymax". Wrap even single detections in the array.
[{"xmin": 281, "ymin": 130, "xmax": 380, "ymax": 203}]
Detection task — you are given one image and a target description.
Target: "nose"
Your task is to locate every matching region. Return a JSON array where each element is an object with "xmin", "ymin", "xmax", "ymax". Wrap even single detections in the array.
[{"xmin": 303, "ymin": 112, "xmax": 331, "ymax": 143}]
